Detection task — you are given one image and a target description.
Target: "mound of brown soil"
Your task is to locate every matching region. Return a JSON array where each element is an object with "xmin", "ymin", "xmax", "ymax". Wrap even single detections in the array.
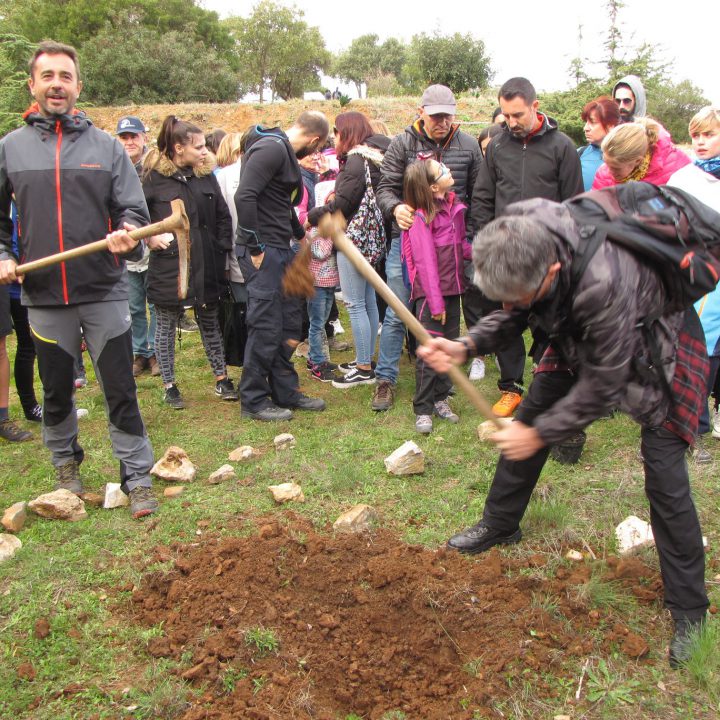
[{"xmin": 129, "ymin": 513, "xmax": 661, "ymax": 720}]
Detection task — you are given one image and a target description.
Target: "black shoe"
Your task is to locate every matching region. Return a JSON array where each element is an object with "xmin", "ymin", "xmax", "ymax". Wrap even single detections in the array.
[
  {"xmin": 307, "ymin": 359, "xmax": 338, "ymax": 372},
  {"xmin": 669, "ymin": 617, "xmax": 704, "ymax": 668},
  {"xmin": 332, "ymin": 367, "xmax": 375, "ymax": 388},
  {"xmin": 215, "ymin": 378, "xmax": 239, "ymax": 401},
  {"xmin": 24, "ymin": 404, "xmax": 43, "ymax": 423},
  {"xmin": 241, "ymin": 404, "xmax": 293, "ymax": 421},
  {"xmin": 447, "ymin": 521, "xmax": 522, "ymax": 555},
  {"xmin": 282, "ymin": 394, "xmax": 326, "ymax": 411},
  {"xmin": 0, "ymin": 418, "xmax": 33, "ymax": 442},
  {"xmin": 164, "ymin": 384, "xmax": 185, "ymax": 410},
  {"xmin": 309, "ymin": 362, "xmax": 338, "ymax": 382}
]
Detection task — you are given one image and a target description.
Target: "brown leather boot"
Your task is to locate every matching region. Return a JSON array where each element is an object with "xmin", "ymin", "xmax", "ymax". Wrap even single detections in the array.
[{"xmin": 132, "ymin": 355, "xmax": 148, "ymax": 377}]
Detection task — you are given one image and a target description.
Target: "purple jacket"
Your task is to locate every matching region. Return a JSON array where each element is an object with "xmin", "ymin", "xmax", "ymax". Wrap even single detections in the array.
[{"xmin": 402, "ymin": 193, "xmax": 470, "ymax": 316}]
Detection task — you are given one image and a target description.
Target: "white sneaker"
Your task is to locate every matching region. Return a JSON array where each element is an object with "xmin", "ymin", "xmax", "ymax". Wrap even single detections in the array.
[
  {"xmin": 331, "ymin": 319, "xmax": 345, "ymax": 335},
  {"xmin": 712, "ymin": 409, "xmax": 720, "ymax": 439},
  {"xmin": 469, "ymin": 357, "xmax": 486, "ymax": 381}
]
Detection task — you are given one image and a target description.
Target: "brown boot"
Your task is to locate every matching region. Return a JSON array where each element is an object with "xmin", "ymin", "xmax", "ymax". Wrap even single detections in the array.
[
  {"xmin": 132, "ymin": 355, "xmax": 148, "ymax": 377},
  {"xmin": 148, "ymin": 355, "xmax": 161, "ymax": 377}
]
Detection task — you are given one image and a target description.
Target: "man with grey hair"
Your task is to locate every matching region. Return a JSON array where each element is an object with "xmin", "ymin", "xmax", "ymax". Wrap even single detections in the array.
[{"xmin": 418, "ymin": 198, "xmax": 709, "ymax": 668}]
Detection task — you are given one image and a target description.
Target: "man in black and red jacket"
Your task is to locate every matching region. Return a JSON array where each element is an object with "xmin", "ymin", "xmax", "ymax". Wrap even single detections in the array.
[{"xmin": 0, "ymin": 41, "xmax": 158, "ymax": 518}]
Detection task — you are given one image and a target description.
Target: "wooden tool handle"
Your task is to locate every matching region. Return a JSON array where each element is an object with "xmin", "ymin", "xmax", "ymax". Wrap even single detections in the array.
[{"xmin": 327, "ymin": 216, "xmax": 504, "ymax": 429}]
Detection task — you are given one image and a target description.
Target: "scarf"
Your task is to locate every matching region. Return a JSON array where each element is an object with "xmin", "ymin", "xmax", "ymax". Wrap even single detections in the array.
[
  {"xmin": 619, "ymin": 152, "xmax": 651, "ymax": 183},
  {"xmin": 694, "ymin": 156, "xmax": 720, "ymax": 179}
]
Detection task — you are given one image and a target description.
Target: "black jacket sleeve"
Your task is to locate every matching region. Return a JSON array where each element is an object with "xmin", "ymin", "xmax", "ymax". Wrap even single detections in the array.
[
  {"xmin": 557, "ymin": 136, "xmax": 585, "ymax": 201},
  {"xmin": 307, "ymin": 155, "xmax": 367, "ymax": 227},
  {"xmin": 470, "ymin": 143, "xmax": 497, "ymax": 234},
  {"xmin": 376, "ymin": 135, "xmax": 408, "ymax": 223}
]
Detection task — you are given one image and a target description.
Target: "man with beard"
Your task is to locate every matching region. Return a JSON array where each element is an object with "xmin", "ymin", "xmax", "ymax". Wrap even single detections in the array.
[
  {"xmin": 234, "ymin": 112, "xmax": 330, "ymax": 421},
  {"xmin": 0, "ymin": 41, "xmax": 158, "ymax": 518},
  {"xmin": 471, "ymin": 77, "xmax": 583, "ymax": 418},
  {"xmin": 613, "ymin": 75, "xmax": 647, "ymax": 123}
]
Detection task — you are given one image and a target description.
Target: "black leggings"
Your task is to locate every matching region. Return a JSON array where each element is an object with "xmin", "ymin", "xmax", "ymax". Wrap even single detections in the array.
[{"xmin": 9, "ymin": 297, "xmax": 38, "ymax": 412}]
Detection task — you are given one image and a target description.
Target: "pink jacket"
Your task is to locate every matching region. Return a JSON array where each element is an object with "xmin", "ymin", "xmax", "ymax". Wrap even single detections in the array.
[
  {"xmin": 592, "ymin": 129, "xmax": 690, "ymax": 189},
  {"xmin": 401, "ymin": 193, "xmax": 470, "ymax": 316}
]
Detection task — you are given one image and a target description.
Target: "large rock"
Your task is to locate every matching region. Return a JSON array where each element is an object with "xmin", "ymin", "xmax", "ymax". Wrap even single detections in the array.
[
  {"xmin": 0, "ymin": 534, "xmax": 22, "ymax": 562},
  {"xmin": 208, "ymin": 464, "xmax": 237, "ymax": 484},
  {"xmin": 273, "ymin": 433, "xmax": 296, "ymax": 451},
  {"xmin": 615, "ymin": 515, "xmax": 654, "ymax": 555},
  {"xmin": 384, "ymin": 441, "xmax": 424, "ymax": 476},
  {"xmin": 228, "ymin": 446, "xmax": 260, "ymax": 462},
  {"xmin": 151, "ymin": 446, "xmax": 197, "ymax": 483},
  {"xmin": 28, "ymin": 489, "xmax": 87, "ymax": 522},
  {"xmin": 103, "ymin": 482, "xmax": 129, "ymax": 509},
  {"xmin": 477, "ymin": 417, "xmax": 512, "ymax": 441},
  {"xmin": 2, "ymin": 501, "xmax": 27, "ymax": 533},
  {"xmin": 268, "ymin": 482, "xmax": 305, "ymax": 504},
  {"xmin": 333, "ymin": 504, "xmax": 378, "ymax": 534}
]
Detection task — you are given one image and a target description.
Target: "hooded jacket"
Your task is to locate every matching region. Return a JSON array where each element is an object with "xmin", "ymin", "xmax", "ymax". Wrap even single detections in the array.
[
  {"xmin": 471, "ymin": 113, "xmax": 583, "ymax": 233},
  {"xmin": 234, "ymin": 126, "xmax": 305, "ymax": 251},
  {"xmin": 307, "ymin": 135, "xmax": 390, "ymax": 228},
  {"xmin": 466, "ymin": 198, "xmax": 690, "ymax": 445},
  {"xmin": 612, "ymin": 75, "xmax": 647, "ymax": 121},
  {"xmin": 142, "ymin": 150, "xmax": 232, "ymax": 308},
  {"xmin": 0, "ymin": 106, "xmax": 149, "ymax": 307},
  {"xmin": 376, "ymin": 121, "xmax": 481, "ymax": 238},
  {"xmin": 592, "ymin": 128, "xmax": 691, "ymax": 189}
]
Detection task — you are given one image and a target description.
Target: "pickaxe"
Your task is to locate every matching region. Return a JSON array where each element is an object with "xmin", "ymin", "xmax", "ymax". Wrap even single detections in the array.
[
  {"xmin": 15, "ymin": 199, "xmax": 191, "ymax": 299},
  {"xmin": 318, "ymin": 211, "xmax": 504, "ymax": 429}
]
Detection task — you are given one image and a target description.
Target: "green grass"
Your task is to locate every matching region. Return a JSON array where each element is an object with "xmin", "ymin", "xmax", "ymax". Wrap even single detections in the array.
[{"xmin": 1, "ymin": 318, "xmax": 719, "ymax": 718}]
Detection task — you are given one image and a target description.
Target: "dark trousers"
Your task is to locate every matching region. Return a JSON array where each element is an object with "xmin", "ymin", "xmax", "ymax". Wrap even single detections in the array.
[
  {"xmin": 463, "ymin": 280, "xmax": 525, "ymax": 394},
  {"xmin": 482, "ymin": 370, "xmax": 708, "ymax": 620},
  {"xmin": 413, "ymin": 296, "xmax": 460, "ymax": 414},
  {"xmin": 9, "ymin": 296, "xmax": 38, "ymax": 412},
  {"xmin": 237, "ymin": 245, "xmax": 303, "ymax": 411}
]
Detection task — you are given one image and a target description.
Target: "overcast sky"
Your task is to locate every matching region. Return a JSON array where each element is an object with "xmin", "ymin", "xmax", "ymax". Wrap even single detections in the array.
[{"xmin": 201, "ymin": 0, "xmax": 720, "ymax": 106}]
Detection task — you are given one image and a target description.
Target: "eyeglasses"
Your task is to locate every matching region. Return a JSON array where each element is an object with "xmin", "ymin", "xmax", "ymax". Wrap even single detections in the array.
[
  {"xmin": 615, "ymin": 97, "xmax": 634, "ymax": 106},
  {"xmin": 432, "ymin": 163, "xmax": 449, "ymax": 183}
]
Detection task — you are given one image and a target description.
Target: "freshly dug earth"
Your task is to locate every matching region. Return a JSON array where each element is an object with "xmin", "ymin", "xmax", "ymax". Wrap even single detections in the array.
[{"xmin": 129, "ymin": 513, "xmax": 662, "ymax": 719}]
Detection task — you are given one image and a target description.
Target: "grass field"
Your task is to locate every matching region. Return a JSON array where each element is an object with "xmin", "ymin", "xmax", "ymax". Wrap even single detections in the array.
[{"xmin": 0, "ymin": 309, "xmax": 718, "ymax": 719}]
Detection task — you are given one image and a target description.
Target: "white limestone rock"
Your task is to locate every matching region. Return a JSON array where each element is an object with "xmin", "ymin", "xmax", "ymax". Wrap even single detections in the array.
[
  {"xmin": 2, "ymin": 501, "xmax": 27, "ymax": 533},
  {"xmin": 151, "ymin": 446, "xmax": 197, "ymax": 483},
  {"xmin": 0, "ymin": 534, "xmax": 22, "ymax": 562},
  {"xmin": 616, "ymin": 515, "xmax": 655, "ymax": 555},
  {"xmin": 228, "ymin": 446, "xmax": 260, "ymax": 462},
  {"xmin": 268, "ymin": 482, "xmax": 305, "ymax": 504},
  {"xmin": 103, "ymin": 482, "xmax": 129, "ymax": 509},
  {"xmin": 273, "ymin": 433, "xmax": 296, "ymax": 451},
  {"xmin": 477, "ymin": 417, "xmax": 512, "ymax": 441},
  {"xmin": 333, "ymin": 504, "xmax": 378, "ymax": 534},
  {"xmin": 208, "ymin": 464, "xmax": 237, "ymax": 484},
  {"xmin": 28, "ymin": 489, "xmax": 87, "ymax": 522},
  {"xmin": 164, "ymin": 486, "xmax": 185, "ymax": 498},
  {"xmin": 384, "ymin": 441, "xmax": 424, "ymax": 476}
]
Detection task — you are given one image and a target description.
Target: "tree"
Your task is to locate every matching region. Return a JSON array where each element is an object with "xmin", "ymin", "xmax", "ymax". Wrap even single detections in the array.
[
  {"xmin": 650, "ymin": 80, "xmax": 709, "ymax": 143},
  {"xmin": 225, "ymin": 2, "xmax": 330, "ymax": 102},
  {"xmin": 333, "ymin": 34, "xmax": 382, "ymax": 99},
  {"xmin": 0, "ymin": 32, "xmax": 35, "ymax": 137},
  {"xmin": 403, "ymin": 33, "xmax": 492, "ymax": 94},
  {"xmin": 81, "ymin": 14, "xmax": 237, "ymax": 105}
]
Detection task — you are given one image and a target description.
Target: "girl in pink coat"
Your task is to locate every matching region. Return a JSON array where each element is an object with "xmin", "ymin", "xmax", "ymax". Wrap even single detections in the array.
[{"xmin": 402, "ymin": 158, "xmax": 471, "ymax": 434}]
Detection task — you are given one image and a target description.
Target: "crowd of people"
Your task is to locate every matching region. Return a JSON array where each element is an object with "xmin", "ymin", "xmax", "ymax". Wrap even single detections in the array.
[{"xmin": 1, "ymin": 40, "xmax": 719, "ymax": 667}]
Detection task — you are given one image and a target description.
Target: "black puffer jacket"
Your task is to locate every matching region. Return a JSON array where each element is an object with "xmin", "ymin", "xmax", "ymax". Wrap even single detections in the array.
[
  {"xmin": 376, "ymin": 121, "xmax": 481, "ymax": 238},
  {"xmin": 307, "ymin": 134, "xmax": 390, "ymax": 227},
  {"xmin": 142, "ymin": 151, "xmax": 232, "ymax": 309},
  {"xmin": 470, "ymin": 114, "xmax": 583, "ymax": 232}
]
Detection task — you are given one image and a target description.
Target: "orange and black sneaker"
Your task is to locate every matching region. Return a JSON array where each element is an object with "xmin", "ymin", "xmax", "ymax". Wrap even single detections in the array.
[{"xmin": 492, "ymin": 391, "xmax": 522, "ymax": 417}]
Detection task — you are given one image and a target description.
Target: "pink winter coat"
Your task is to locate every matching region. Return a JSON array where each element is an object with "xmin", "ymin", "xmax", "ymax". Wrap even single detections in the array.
[
  {"xmin": 592, "ymin": 128, "xmax": 690, "ymax": 189},
  {"xmin": 401, "ymin": 193, "xmax": 471, "ymax": 316}
]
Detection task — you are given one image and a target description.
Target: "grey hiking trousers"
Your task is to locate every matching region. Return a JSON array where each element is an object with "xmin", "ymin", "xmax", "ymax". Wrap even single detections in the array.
[{"xmin": 28, "ymin": 300, "xmax": 154, "ymax": 492}]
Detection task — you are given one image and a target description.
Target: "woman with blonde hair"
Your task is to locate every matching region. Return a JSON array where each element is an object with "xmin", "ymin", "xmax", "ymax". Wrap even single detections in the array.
[
  {"xmin": 592, "ymin": 117, "xmax": 690, "ymax": 188},
  {"xmin": 215, "ymin": 132, "xmax": 243, "ymax": 169}
]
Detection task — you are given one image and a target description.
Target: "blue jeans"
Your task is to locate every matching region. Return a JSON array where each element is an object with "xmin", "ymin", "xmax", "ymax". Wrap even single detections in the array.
[
  {"xmin": 375, "ymin": 236, "xmax": 411, "ymax": 384},
  {"xmin": 307, "ymin": 286, "xmax": 335, "ymax": 366},
  {"xmin": 128, "ymin": 269, "xmax": 156, "ymax": 357},
  {"xmin": 337, "ymin": 251, "xmax": 378, "ymax": 366}
]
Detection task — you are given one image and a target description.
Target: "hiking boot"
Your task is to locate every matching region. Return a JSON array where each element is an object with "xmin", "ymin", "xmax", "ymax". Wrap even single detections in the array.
[
  {"xmin": 281, "ymin": 394, "xmax": 326, "ymax": 411},
  {"xmin": 468, "ymin": 357, "xmax": 486, "ymax": 381},
  {"xmin": 164, "ymin": 384, "xmax": 185, "ymax": 410},
  {"xmin": 241, "ymin": 404, "xmax": 293, "ymax": 422},
  {"xmin": 372, "ymin": 380, "xmax": 395, "ymax": 411},
  {"xmin": 0, "ymin": 419, "xmax": 33, "ymax": 442},
  {"xmin": 148, "ymin": 355, "xmax": 161, "ymax": 377},
  {"xmin": 310, "ymin": 361, "xmax": 338, "ymax": 382},
  {"xmin": 689, "ymin": 442, "xmax": 712, "ymax": 464},
  {"xmin": 24, "ymin": 404, "xmax": 43, "ymax": 423},
  {"xmin": 669, "ymin": 617, "xmax": 704, "ymax": 668},
  {"xmin": 492, "ymin": 391, "xmax": 522, "ymax": 417},
  {"xmin": 55, "ymin": 460, "xmax": 83, "ymax": 495},
  {"xmin": 328, "ymin": 337, "xmax": 351, "ymax": 352},
  {"xmin": 129, "ymin": 485, "xmax": 159, "ymax": 519},
  {"xmin": 447, "ymin": 521, "xmax": 522, "ymax": 555},
  {"xmin": 215, "ymin": 378, "xmax": 239, "ymax": 401},
  {"xmin": 178, "ymin": 314, "xmax": 199, "ymax": 332},
  {"xmin": 434, "ymin": 399, "xmax": 459, "ymax": 423},
  {"xmin": 331, "ymin": 367, "xmax": 375, "ymax": 388},
  {"xmin": 415, "ymin": 414, "xmax": 433, "ymax": 434},
  {"xmin": 132, "ymin": 355, "xmax": 149, "ymax": 377}
]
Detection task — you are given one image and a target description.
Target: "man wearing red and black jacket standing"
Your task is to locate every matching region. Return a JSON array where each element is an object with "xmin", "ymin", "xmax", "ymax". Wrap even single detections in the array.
[
  {"xmin": 234, "ymin": 113, "xmax": 329, "ymax": 421},
  {"xmin": 0, "ymin": 41, "xmax": 158, "ymax": 518}
]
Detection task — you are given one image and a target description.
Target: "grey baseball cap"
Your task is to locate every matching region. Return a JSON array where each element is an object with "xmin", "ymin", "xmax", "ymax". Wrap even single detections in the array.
[{"xmin": 420, "ymin": 85, "xmax": 456, "ymax": 115}]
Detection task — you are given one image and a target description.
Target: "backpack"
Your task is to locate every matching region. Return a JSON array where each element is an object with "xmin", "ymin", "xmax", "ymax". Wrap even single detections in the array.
[{"xmin": 566, "ymin": 181, "xmax": 720, "ymax": 314}]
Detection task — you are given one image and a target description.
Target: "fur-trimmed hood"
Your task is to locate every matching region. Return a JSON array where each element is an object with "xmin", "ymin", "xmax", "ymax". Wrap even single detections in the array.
[
  {"xmin": 142, "ymin": 147, "xmax": 217, "ymax": 179},
  {"xmin": 347, "ymin": 144, "xmax": 385, "ymax": 166}
]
